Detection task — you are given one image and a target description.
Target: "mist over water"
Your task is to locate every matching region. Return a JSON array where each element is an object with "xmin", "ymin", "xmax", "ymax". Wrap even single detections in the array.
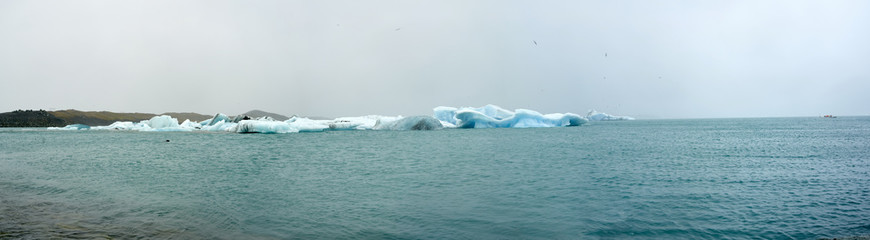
[{"xmin": 2, "ymin": 117, "xmax": 870, "ymax": 239}]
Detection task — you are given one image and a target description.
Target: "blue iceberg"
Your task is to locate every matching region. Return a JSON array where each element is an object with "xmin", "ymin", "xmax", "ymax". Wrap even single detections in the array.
[{"xmin": 435, "ymin": 105, "xmax": 587, "ymax": 129}]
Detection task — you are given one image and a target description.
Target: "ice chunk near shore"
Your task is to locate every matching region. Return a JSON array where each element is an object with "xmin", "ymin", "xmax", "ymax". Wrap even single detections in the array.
[
  {"xmin": 48, "ymin": 124, "xmax": 91, "ymax": 130},
  {"xmin": 436, "ymin": 105, "xmax": 587, "ymax": 128},
  {"xmin": 373, "ymin": 116, "xmax": 443, "ymax": 130},
  {"xmin": 586, "ymin": 110, "xmax": 635, "ymax": 121}
]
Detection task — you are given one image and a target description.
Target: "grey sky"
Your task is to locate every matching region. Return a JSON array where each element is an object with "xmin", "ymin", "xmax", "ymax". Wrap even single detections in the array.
[{"xmin": 1, "ymin": 0, "xmax": 868, "ymax": 119}]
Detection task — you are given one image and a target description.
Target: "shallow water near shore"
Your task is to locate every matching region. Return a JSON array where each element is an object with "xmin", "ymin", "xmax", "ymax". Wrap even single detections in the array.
[{"xmin": 2, "ymin": 117, "xmax": 869, "ymax": 239}]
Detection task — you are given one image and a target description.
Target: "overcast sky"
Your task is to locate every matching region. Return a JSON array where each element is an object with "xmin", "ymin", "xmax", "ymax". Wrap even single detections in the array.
[{"xmin": 1, "ymin": 0, "xmax": 868, "ymax": 118}]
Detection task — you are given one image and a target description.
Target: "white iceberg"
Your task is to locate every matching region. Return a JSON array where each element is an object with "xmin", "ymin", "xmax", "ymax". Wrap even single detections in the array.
[
  {"xmin": 48, "ymin": 124, "xmax": 91, "ymax": 130},
  {"xmin": 285, "ymin": 117, "xmax": 330, "ymax": 132},
  {"xmin": 87, "ymin": 115, "xmax": 192, "ymax": 131},
  {"xmin": 97, "ymin": 121, "xmax": 137, "ymax": 130},
  {"xmin": 329, "ymin": 115, "xmax": 395, "ymax": 130},
  {"xmin": 234, "ymin": 120, "xmax": 296, "ymax": 134},
  {"xmin": 144, "ymin": 115, "xmax": 180, "ymax": 129},
  {"xmin": 586, "ymin": 110, "xmax": 635, "ymax": 121},
  {"xmin": 140, "ymin": 115, "xmax": 191, "ymax": 131},
  {"xmin": 200, "ymin": 120, "xmax": 237, "ymax": 132},
  {"xmin": 180, "ymin": 119, "xmax": 201, "ymax": 129}
]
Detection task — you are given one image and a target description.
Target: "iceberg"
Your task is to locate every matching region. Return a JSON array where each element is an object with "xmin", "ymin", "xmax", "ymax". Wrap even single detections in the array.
[
  {"xmin": 433, "ymin": 106, "xmax": 459, "ymax": 125},
  {"xmin": 48, "ymin": 104, "xmax": 588, "ymax": 133},
  {"xmin": 141, "ymin": 115, "xmax": 191, "ymax": 131},
  {"xmin": 200, "ymin": 120, "xmax": 237, "ymax": 132},
  {"xmin": 329, "ymin": 115, "xmax": 394, "ymax": 130},
  {"xmin": 202, "ymin": 113, "xmax": 231, "ymax": 126},
  {"xmin": 285, "ymin": 117, "xmax": 329, "ymax": 132},
  {"xmin": 373, "ymin": 116, "xmax": 443, "ymax": 130},
  {"xmin": 436, "ymin": 105, "xmax": 587, "ymax": 128},
  {"xmin": 234, "ymin": 120, "xmax": 295, "ymax": 134},
  {"xmin": 180, "ymin": 119, "xmax": 201, "ymax": 129},
  {"xmin": 231, "ymin": 115, "xmax": 252, "ymax": 123},
  {"xmin": 93, "ymin": 121, "xmax": 138, "ymax": 130},
  {"xmin": 87, "ymin": 115, "xmax": 191, "ymax": 131},
  {"xmin": 145, "ymin": 115, "xmax": 180, "ymax": 129},
  {"xmin": 586, "ymin": 110, "xmax": 635, "ymax": 121}
]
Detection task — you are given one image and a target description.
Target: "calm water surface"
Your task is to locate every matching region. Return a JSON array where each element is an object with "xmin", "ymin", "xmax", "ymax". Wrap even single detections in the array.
[{"xmin": 1, "ymin": 117, "xmax": 869, "ymax": 239}]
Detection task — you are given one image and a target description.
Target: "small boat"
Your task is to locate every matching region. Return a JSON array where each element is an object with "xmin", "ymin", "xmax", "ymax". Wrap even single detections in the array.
[{"xmin": 823, "ymin": 115, "xmax": 837, "ymax": 118}]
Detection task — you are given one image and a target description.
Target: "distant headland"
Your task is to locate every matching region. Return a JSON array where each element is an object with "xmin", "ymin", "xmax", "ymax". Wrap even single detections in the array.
[{"xmin": 0, "ymin": 109, "xmax": 288, "ymax": 127}]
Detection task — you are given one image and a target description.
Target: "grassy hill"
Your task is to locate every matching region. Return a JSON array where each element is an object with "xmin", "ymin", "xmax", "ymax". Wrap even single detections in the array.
[
  {"xmin": 242, "ymin": 110, "xmax": 290, "ymax": 121},
  {"xmin": 48, "ymin": 110, "xmax": 156, "ymax": 126},
  {"xmin": 0, "ymin": 109, "xmax": 218, "ymax": 127},
  {"xmin": 160, "ymin": 112, "xmax": 212, "ymax": 122}
]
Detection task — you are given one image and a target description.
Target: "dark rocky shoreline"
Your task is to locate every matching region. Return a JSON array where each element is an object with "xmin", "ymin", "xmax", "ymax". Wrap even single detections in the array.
[
  {"xmin": 0, "ymin": 110, "xmax": 67, "ymax": 127},
  {"xmin": 0, "ymin": 109, "xmax": 284, "ymax": 128}
]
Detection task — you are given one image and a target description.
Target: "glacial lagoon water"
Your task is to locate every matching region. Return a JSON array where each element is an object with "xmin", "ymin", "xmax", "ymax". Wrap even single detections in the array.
[{"xmin": 1, "ymin": 117, "xmax": 869, "ymax": 239}]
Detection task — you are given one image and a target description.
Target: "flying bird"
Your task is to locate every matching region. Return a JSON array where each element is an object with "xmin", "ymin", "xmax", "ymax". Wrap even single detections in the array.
[{"xmin": 395, "ymin": 28, "xmax": 401, "ymax": 31}]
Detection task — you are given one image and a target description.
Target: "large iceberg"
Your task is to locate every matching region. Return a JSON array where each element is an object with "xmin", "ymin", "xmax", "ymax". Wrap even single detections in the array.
[
  {"xmin": 373, "ymin": 116, "xmax": 443, "ymax": 130},
  {"xmin": 144, "ymin": 115, "xmax": 181, "ymax": 129},
  {"xmin": 435, "ymin": 105, "xmax": 587, "ymax": 128},
  {"xmin": 586, "ymin": 110, "xmax": 635, "ymax": 121},
  {"xmin": 48, "ymin": 104, "xmax": 588, "ymax": 133}
]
